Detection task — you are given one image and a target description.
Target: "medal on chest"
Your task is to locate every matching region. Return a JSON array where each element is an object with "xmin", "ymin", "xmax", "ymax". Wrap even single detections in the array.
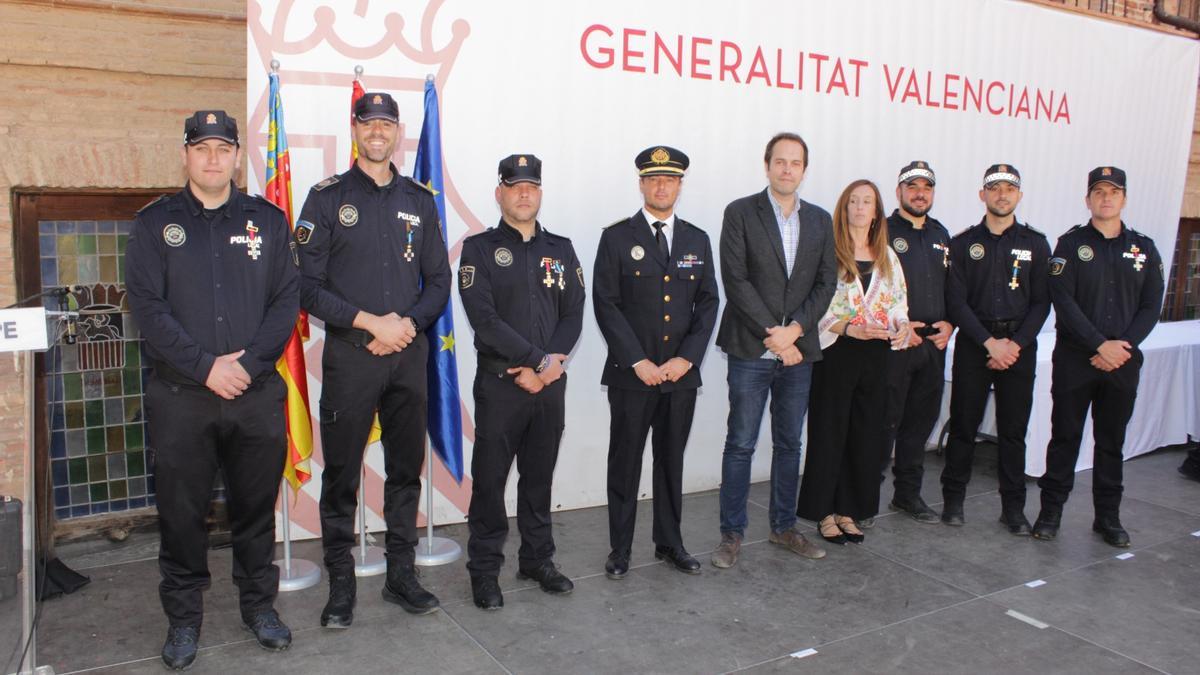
[
  {"xmin": 933, "ymin": 242, "xmax": 950, "ymax": 268},
  {"xmin": 1123, "ymin": 244, "xmax": 1146, "ymax": 271},
  {"xmin": 1009, "ymin": 248, "xmax": 1031, "ymax": 290},
  {"xmin": 228, "ymin": 220, "xmax": 263, "ymax": 260},
  {"xmin": 541, "ymin": 257, "xmax": 565, "ymax": 290},
  {"xmin": 398, "ymin": 211, "xmax": 421, "ymax": 262}
]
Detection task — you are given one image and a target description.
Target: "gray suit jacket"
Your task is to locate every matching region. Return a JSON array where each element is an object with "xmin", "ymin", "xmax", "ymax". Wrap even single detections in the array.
[{"xmin": 715, "ymin": 188, "xmax": 837, "ymax": 362}]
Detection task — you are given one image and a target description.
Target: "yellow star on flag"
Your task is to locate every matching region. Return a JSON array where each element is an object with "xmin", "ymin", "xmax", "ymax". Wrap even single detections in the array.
[
  {"xmin": 439, "ymin": 332, "xmax": 455, "ymax": 353},
  {"xmin": 425, "ymin": 180, "xmax": 441, "ymax": 197}
]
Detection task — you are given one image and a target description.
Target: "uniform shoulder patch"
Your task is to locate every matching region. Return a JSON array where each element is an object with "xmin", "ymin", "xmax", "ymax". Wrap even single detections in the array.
[
  {"xmin": 405, "ymin": 176, "xmax": 436, "ymax": 194},
  {"xmin": 136, "ymin": 194, "xmax": 170, "ymax": 215},
  {"xmin": 1049, "ymin": 257, "xmax": 1067, "ymax": 276},
  {"xmin": 312, "ymin": 175, "xmax": 340, "ymax": 191},
  {"xmin": 459, "ymin": 265, "xmax": 475, "ymax": 289}
]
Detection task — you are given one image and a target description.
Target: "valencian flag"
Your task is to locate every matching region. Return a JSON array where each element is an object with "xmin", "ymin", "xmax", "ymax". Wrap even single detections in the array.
[
  {"xmin": 266, "ymin": 70, "xmax": 313, "ymax": 491},
  {"xmin": 413, "ymin": 77, "xmax": 464, "ymax": 482},
  {"xmin": 349, "ymin": 76, "xmax": 365, "ymax": 167}
]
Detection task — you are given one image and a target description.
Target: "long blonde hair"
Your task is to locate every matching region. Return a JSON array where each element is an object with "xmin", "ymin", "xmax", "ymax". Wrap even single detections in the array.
[{"xmin": 832, "ymin": 179, "xmax": 891, "ymax": 283}]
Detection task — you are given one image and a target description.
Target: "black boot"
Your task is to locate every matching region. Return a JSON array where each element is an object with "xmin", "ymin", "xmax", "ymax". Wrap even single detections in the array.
[
  {"xmin": 382, "ymin": 565, "xmax": 441, "ymax": 615},
  {"xmin": 941, "ymin": 495, "xmax": 965, "ymax": 526},
  {"xmin": 471, "ymin": 575, "xmax": 503, "ymax": 610},
  {"xmin": 999, "ymin": 508, "xmax": 1032, "ymax": 536},
  {"xmin": 1031, "ymin": 509, "xmax": 1062, "ymax": 541},
  {"xmin": 320, "ymin": 574, "xmax": 356, "ymax": 628},
  {"xmin": 1092, "ymin": 514, "xmax": 1131, "ymax": 548}
]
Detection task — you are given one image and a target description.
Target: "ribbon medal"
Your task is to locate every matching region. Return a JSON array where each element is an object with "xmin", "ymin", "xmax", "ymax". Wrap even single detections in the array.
[
  {"xmin": 1123, "ymin": 244, "xmax": 1146, "ymax": 271},
  {"xmin": 541, "ymin": 257, "xmax": 555, "ymax": 287},
  {"xmin": 1009, "ymin": 248, "xmax": 1032, "ymax": 289}
]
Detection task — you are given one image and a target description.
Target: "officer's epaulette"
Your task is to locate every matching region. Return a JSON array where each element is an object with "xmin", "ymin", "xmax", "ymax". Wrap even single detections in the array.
[
  {"xmin": 404, "ymin": 176, "xmax": 435, "ymax": 195},
  {"xmin": 311, "ymin": 175, "xmax": 340, "ymax": 191},
  {"xmin": 1022, "ymin": 223, "xmax": 1046, "ymax": 236},
  {"xmin": 250, "ymin": 194, "xmax": 287, "ymax": 215},
  {"xmin": 542, "ymin": 227, "xmax": 572, "ymax": 243},
  {"xmin": 136, "ymin": 194, "xmax": 170, "ymax": 215},
  {"xmin": 1127, "ymin": 225, "xmax": 1149, "ymax": 239},
  {"xmin": 601, "ymin": 218, "xmax": 625, "ymax": 229}
]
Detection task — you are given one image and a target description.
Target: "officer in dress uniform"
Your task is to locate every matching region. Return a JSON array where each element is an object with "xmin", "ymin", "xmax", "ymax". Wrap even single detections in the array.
[
  {"xmin": 1033, "ymin": 167, "xmax": 1164, "ymax": 547},
  {"xmin": 882, "ymin": 161, "xmax": 953, "ymax": 524},
  {"xmin": 592, "ymin": 146, "xmax": 720, "ymax": 579},
  {"xmin": 125, "ymin": 110, "xmax": 298, "ymax": 670},
  {"xmin": 941, "ymin": 164, "xmax": 1051, "ymax": 535},
  {"xmin": 459, "ymin": 154, "xmax": 586, "ymax": 610},
  {"xmin": 295, "ymin": 92, "xmax": 451, "ymax": 627}
]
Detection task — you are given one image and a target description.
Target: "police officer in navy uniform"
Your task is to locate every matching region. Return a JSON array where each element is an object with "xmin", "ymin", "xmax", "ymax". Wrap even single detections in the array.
[
  {"xmin": 1033, "ymin": 167, "xmax": 1164, "ymax": 547},
  {"xmin": 295, "ymin": 92, "xmax": 450, "ymax": 626},
  {"xmin": 883, "ymin": 161, "xmax": 953, "ymax": 524},
  {"xmin": 126, "ymin": 110, "xmax": 298, "ymax": 670},
  {"xmin": 942, "ymin": 164, "xmax": 1051, "ymax": 534},
  {"xmin": 593, "ymin": 146, "xmax": 720, "ymax": 579},
  {"xmin": 459, "ymin": 154, "xmax": 585, "ymax": 610}
]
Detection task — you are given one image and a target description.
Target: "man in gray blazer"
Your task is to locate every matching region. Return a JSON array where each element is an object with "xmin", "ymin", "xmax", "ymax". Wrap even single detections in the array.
[{"xmin": 710, "ymin": 132, "xmax": 837, "ymax": 568}]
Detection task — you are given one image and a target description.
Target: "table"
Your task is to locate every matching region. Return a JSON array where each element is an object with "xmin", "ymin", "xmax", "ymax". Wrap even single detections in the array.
[{"xmin": 934, "ymin": 320, "xmax": 1200, "ymax": 477}]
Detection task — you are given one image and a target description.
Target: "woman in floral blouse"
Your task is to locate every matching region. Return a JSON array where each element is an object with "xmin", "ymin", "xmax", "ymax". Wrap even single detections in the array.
[{"xmin": 798, "ymin": 179, "xmax": 911, "ymax": 544}]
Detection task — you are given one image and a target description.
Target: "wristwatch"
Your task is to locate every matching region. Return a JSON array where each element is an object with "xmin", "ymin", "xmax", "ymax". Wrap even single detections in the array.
[{"xmin": 535, "ymin": 354, "xmax": 551, "ymax": 373}]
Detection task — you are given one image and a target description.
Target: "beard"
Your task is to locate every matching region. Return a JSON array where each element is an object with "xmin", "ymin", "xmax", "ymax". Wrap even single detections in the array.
[
  {"xmin": 900, "ymin": 201, "xmax": 929, "ymax": 218},
  {"xmin": 986, "ymin": 203, "xmax": 1015, "ymax": 218}
]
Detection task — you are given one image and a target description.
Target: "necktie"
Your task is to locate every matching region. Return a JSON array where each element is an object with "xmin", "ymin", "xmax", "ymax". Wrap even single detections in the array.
[{"xmin": 652, "ymin": 221, "xmax": 669, "ymax": 258}]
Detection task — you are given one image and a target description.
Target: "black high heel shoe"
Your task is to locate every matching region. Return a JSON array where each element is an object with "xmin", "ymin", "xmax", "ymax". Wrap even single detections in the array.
[
  {"xmin": 835, "ymin": 516, "xmax": 865, "ymax": 544},
  {"xmin": 819, "ymin": 516, "xmax": 847, "ymax": 545}
]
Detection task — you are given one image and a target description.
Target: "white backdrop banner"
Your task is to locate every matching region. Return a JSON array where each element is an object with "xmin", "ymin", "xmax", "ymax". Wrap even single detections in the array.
[{"xmin": 247, "ymin": 0, "xmax": 1199, "ymax": 537}]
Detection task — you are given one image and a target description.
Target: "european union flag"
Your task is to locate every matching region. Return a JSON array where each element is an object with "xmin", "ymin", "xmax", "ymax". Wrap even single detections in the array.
[{"xmin": 413, "ymin": 77, "xmax": 464, "ymax": 482}]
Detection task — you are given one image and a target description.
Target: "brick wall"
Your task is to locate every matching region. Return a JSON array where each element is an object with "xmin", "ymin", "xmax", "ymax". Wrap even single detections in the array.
[{"xmin": 0, "ymin": 0, "xmax": 246, "ymax": 498}]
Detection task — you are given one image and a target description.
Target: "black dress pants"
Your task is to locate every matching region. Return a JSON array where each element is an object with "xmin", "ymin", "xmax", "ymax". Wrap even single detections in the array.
[
  {"xmin": 941, "ymin": 335, "xmax": 1037, "ymax": 509},
  {"xmin": 883, "ymin": 339, "xmax": 947, "ymax": 501},
  {"xmin": 605, "ymin": 386, "xmax": 697, "ymax": 554},
  {"xmin": 148, "ymin": 373, "xmax": 286, "ymax": 627},
  {"xmin": 1038, "ymin": 343, "xmax": 1141, "ymax": 516},
  {"xmin": 318, "ymin": 333, "xmax": 428, "ymax": 574},
  {"xmin": 466, "ymin": 371, "xmax": 566, "ymax": 577}
]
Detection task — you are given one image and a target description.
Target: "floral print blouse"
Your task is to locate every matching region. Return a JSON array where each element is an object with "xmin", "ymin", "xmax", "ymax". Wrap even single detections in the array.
[{"xmin": 817, "ymin": 246, "xmax": 909, "ymax": 350}]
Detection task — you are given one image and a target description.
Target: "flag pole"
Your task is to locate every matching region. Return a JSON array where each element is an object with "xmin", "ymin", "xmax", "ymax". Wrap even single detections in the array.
[
  {"xmin": 267, "ymin": 57, "xmax": 320, "ymax": 592},
  {"xmin": 415, "ymin": 72, "xmax": 461, "ymax": 567},
  {"xmin": 353, "ymin": 454, "xmax": 386, "ymax": 576}
]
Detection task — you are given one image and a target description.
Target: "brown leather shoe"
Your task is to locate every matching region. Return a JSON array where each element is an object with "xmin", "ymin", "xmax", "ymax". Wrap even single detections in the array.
[
  {"xmin": 710, "ymin": 532, "xmax": 742, "ymax": 568},
  {"xmin": 769, "ymin": 527, "xmax": 826, "ymax": 559}
]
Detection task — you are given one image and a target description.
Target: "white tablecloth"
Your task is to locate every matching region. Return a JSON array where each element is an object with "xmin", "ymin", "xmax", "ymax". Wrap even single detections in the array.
[{"xmin": 935, "ymin": 320, "xmax": 1200, "ymax": 477}]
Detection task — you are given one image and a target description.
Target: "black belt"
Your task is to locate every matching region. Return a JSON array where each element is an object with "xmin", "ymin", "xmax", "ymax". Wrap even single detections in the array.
[
  {"xmin": 982, "ymin": 319, "xmax": 1019, "ymax": 336},
  {"xmin": 326, "ymin": 324, "xmax": 373, "ymax": 347},
  {"xmin": 477, "ymin": 354, "xmax": 513, "ymax": 377}
]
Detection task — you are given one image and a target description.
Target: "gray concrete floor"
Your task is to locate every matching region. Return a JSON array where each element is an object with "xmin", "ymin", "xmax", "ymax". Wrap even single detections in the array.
[{"xmin": 31, "ymin": 444, "xmax": 1200, "ymax": 674}]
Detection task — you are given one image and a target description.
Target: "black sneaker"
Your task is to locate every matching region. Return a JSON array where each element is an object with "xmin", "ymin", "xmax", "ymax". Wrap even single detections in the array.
[
  {"xmin": 320, "ymin": 574, "xmax": 356, "ymax": 628},
  {"xmin": 889, "ymin": 496, "xmax": 940, "ymax": 524},
  {"xmin": 471, "ymin": 575, "xmax": 504, "ymax": 610},
  {"xmin": 161, "ymin": 625, "xmax": 199, "ymax": 671},
  {"xmin": 243, "ymin": 609, "xmax": 292, "ymax": 651},
  {"xmin": 382, "ymin": 566, "xmax": 441, "ymax": 615},
  {"xmin": 516, "ymin": 562, "xmax": 574, "ymax": 594}
]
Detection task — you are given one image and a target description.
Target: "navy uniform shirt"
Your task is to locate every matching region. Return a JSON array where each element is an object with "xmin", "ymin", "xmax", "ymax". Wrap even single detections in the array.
[
  {"xmin": 458, "ymin": 220, "xmax": 585, "ymax": 369},
  {"xmin": 887, "ymin": 209, "xmax": 950, "ymax": 325},
  {"xmin": 592, "ymin": 210, "xmax": 720, "ymax": 391},
  {"xmin": 946, "ymin": 218, "xmax": 1051, "ymax": 348},
  {"xmin": 1048, "ymin": 221, "xmax": 1164, "ymax": 352},
  {"xmin": 295, "ymin": 163, "xmax": 450, "ymax": 331},
  {"xmin": 125, "ymin": 185, "xmax": 300, "ymax": 385}
]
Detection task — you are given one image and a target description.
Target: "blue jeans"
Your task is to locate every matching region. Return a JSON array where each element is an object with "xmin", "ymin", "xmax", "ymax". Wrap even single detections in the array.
[{"xmin": 719, "ymin": 355, "xmax": 813, "ymax": 536}]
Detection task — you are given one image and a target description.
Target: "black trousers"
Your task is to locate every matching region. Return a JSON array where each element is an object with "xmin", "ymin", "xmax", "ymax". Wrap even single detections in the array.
[
  {"xmin": 798, "ymin": 337, "xmax": 889, "ymax": 522},
  {"xmin": 883, "ymin": 339, "xmax": 947, "ymax": 501},
  {"xmin": 466, "ymin": 371, "xmax": 566, "ymax": 577},
  {"xmin": 147, "ymin": 373, "xmax": 286, "ymax": 627},
  {"xmin": 941, "ymin": 335, "xmax": 1037, "ymax": 508},
  {"xmin": 1038, "ymin": 343, "xmax": 1142, "ymax": 516},
  {"xmin": 318, "ymin": 333, "xmax": 428, "ymax": 574},
  {"xmin": 606, "ymin": 386, "xmax": 697, "ymax": 554}
]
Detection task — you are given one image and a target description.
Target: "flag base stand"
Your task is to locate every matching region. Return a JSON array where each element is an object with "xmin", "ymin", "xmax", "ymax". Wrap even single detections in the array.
[
  {"xmin": 353, "ymin": 470, "xmax": 387, "ymax": 576},
  {"xmin": 275, "ymin": 558, "xmax": 321, "ymax": 591},
  {"xmin": 415, "ymin": 536, "xmax": 461, "ymax": 566},
  {"xmin": 415, "ymin": 440, "xmax": 462, "ymax": 567},
  {"xmin": 273, "ymin": 483, "xmax": 322, "ymax": 591}
]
